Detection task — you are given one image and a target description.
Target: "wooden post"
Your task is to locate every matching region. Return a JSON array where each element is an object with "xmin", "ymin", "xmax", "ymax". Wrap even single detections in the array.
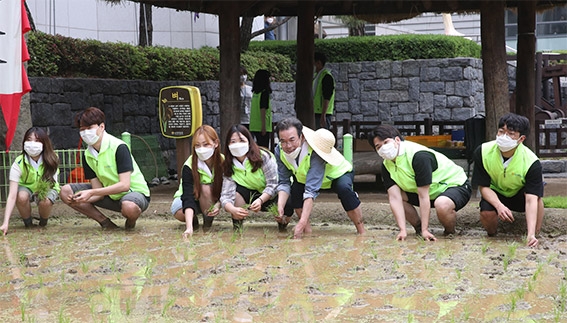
[
  {"xmin": 295, "ymin": 1, "xmax": 315, "ymax": 128},
  {"xmin": 516, "ymin": 1, "xmax": 537, "ymax": 150},
  {"xmin": 218, "ymin": 2, "xmax": 241, "ymax": 147},
  {"xmin": 480, "ymin": 1, "xmax": 509, "ymax": 140}
]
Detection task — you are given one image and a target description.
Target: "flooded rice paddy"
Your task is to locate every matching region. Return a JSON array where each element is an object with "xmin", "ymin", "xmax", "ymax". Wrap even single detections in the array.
[{"xmin": 1, "ymin": 217, "xmax": 566, "ymax": 322}]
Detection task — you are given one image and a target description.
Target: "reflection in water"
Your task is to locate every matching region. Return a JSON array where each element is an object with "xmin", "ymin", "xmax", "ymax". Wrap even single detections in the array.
[{"xmin": 0, "ymin": 220, "xmax": 565, "ymax": 321}]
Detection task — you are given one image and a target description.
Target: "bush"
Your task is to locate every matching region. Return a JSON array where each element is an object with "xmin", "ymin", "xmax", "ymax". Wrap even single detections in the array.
[
  {"xmin": 26, "ymin": 32, "xmax": 293, "ymax": 82},
  {"xmin": 27, "ymin": 32, "xmax": 480, "ymax": 82},
  {"xmin": 248, "ymin": 34, "xmax": 481, "ymax": 63}
]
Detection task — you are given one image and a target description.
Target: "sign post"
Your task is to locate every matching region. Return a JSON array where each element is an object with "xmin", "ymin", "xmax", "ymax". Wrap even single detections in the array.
[{"xmin": 158, "ymin": 86, "xmax": 203, "ymax": 176}]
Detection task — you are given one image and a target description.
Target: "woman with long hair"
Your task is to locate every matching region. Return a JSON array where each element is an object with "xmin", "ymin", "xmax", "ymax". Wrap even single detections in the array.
[
  {"xmin": 220, "ymin": 124, "xmax": 292, "ymax": 231},
  {"xmin": 1, "ymin": 127, "xmax": 60, "ymax": 234},
  {"xmin": 171, "ymin": 125, "xmax": 224, "ymax": 238}
]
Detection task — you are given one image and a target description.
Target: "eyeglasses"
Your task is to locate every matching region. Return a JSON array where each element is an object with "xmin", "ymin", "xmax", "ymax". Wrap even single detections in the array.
[
  {"xmin": 497, "ymin": 129, "xmax": 520, "ymax": 139},
  {"xmin": 280, "ymin": 137, "xmax": 300, "ymax": 147}
]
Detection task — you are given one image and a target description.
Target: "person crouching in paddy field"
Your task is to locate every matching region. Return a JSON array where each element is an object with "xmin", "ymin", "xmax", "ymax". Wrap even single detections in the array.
[
  {"xmin": 369, "ymin": 124, "xmax": 472, "ymax": 241},
  {"xmin": 171, "ymin": 125, "xmax": 224, "ymax": 238},
  {"xmin": 472, "ymin": 113, "xmax": 544, "ymax": 247},
  {"xmin": 59, "ymin": 107, "xmax": 150, "ymax": 230},
  {"xmin": 1, "ymin": 127, "xmax": 60, "ymax": 235},
  {"xmin": 220, "ymin": 125, "xmax": 293, "ymax": 232},
  {"xmin": 274, "ymin": 117, "xmax": 365, "ymax": 239}
]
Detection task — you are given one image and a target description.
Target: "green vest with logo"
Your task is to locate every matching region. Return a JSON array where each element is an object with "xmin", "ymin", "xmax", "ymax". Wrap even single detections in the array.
[
  {"xmin": 14, "ymin": 155, "xmax": 60, "ymax": 193},
  {"xmin": 383, "ymin": 141, "xmax": 467, "ymax": 199},
  {"xmin": 250, "ymin": 90, "xmax": 272, "ymax": 132},
  {"xmin": 313, "ymin": 68, "xmax": 335, "ymax": 115},
  {"xmin": 481, "ymin": 141, "xmax": 539, "ymax": 197},
  {"xmin": 173, "ymin": 155, "xmax": 218, "ymax": 198},
  {"xmin": 231, "ymin": 150, "xmax": 273, "ymax": 192},
  {"xmin": 279, "ymin": 146, "xmax": 352, "ymax": 189},
  {"xmin": 84, "ymin": 133, "xmax": 149, "ymax": 200}
]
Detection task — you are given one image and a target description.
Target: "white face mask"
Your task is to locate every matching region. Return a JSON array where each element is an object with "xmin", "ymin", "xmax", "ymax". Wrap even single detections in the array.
[
  {"xmin": 195, "ymin": 147, "xmax": 215, "ymax": 161},
  {"xmin": 229, "ymin": 142, "xmax": 249, "ymax": 158},
  {"xmin": 496, "ymin": 134, "xmax": 519, "ymax": 152},
  {"xmin": 80, "ymin": 127, "xmax": 100, "ymax": 146},
  {"xmin": 377, "ymin": 141, "xmax": 398, "ymax": 160},
  {"xmin": 24, "ymin": 141, "xmax": 43, "ymax": 157},
  {"xmin": 240, "ymin": 75, "xmax": 247, "ymax": 83},
  {"xmin": 267, "ymin": 18, "xmax": 274, "ymax": 24},
  {"xmin": 284, "ymin": 146, "xmax": 301, "ymax": 160}
]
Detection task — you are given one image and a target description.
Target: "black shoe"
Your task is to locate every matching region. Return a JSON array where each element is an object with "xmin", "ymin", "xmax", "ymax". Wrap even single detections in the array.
[
  {"xmin": 202, "ymin": 215, "xmax": 214, "ymax": 232},
  {"xmin": 23, "ymin": 217, "xmax": 33, "ymax": 228},
  {"xmin": 39, "ymin": 218, "xmax": 48, "ymax": 227},
  {"xmin": 232, "ymin": 219, "xmax": 243, "ymax": 231},
  {"xmin": 100, "ymin": 218, "xmax": 119, "ymax": 230}
]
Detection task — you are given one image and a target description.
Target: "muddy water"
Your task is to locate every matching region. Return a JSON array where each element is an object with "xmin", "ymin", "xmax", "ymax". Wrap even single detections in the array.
[{"xmin": 0, "ymin": 220, "xmax": 566, "ymax": 322}]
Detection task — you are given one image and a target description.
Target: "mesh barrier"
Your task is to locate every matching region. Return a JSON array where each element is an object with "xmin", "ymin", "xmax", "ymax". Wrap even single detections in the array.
[{"xmin": 129, "ymin": 134, "xmax": 168, "ymax": 183}]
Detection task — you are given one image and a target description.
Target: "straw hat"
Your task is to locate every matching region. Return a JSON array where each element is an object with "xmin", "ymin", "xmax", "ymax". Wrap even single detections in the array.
[{"xmin": 302, "ymin": 127, "xmax": 344, "ymax": 166}]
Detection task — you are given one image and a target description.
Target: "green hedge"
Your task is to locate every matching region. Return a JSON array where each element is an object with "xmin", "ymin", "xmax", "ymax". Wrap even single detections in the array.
[
  {"xmin": 26, "ymin": 32, "xmax": 294, "ymax": 82},
  {"xmin": 27, "ymin": 32, "xmax": 481, "ymax": 82},
  {"xmin": 248, "ymin": 34, "xmax": 481, "ymax": 63}
]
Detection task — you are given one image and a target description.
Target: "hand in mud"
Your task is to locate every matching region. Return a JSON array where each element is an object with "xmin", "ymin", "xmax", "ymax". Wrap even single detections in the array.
[
  {"xmin": 527, "ymin": 235, "xmax": 539, "ymax": 248},
  {"xmin": 496, "ymin": 205, "xmax": 514, "ymax": 222},
  {"xmin": 396, "ymin": 230, "xmax": 407, "ymax": 241},
  {"xmin": 0, "ymin": 223, "xmax": 8, "ymax": 235},
  {"xmin": 232, "ymin": 207, "xmax": 249, "ymax": 220},
  {"xmin": 183, "ymin": 227, "xmax": 193, "ymax": 239},
  {"xmin": 249, "ymin": 199, "xmax": 262, "ymax": 212},
  {"xmin": 275, "ymin": 215, "xmax": 290, "ymax": 225},
  {"xmin": 421, "ymin": 230, "xmax": 437, "ymax": 241},
  {"xmin": 294, "ymin": 219, "xmax": 311, "ymax": 239}
]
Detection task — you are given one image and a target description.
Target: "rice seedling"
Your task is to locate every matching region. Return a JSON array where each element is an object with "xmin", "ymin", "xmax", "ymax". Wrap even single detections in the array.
[
  {"xmin": 558, "ymin": 281, "xmax": 567, "ymax": 313},
  {"xmin": 161, "ymin": 297, "xmax": 176, "ymax": 317},
  {"xmin": 481, "ymin": 241, "xmax": 490, "ymax": 255},
  {"xmin": 57, "ymin": 304, "xmax": 71, "ymax": 323},
  {"xmin": 502, "ymin": 242, "xmax": 518, "ymax": 272},
  {"xmin": 35, "ymin": 179, "xmax": 52, "ymax": 201},
  {"xmin": 80, "ymin": 261, "xmax": 89, "ymax": 274}
]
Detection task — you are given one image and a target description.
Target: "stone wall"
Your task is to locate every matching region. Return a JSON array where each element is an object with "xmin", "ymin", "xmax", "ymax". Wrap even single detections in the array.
[{"xmin": 29, "ymin": 57, "xmax": 485, "ymax": 170}]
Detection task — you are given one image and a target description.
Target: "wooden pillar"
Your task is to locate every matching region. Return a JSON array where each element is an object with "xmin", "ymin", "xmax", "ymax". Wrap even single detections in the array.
[
  {"xmin": 516, "ymin": 1, "xmax": 537, "ymax": 150},
  {"xmin": 295, "ymin": 1, "xmax": 315, "ymax": 128},
  {"xmin": 480, "ymin": 1, "xmax": 509, "ymax": 140},
  {"xmin": 218, "ymin": 2, "xmax": 241, "ymax": 146}
]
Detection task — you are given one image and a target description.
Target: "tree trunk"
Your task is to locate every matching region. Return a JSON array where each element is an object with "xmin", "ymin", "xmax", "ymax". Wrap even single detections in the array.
[
  {"xmin": 218, "ymin": 3, "xmax": 241, "ymax": 146},
  {"xmin": 295, "ymin": 2, "xmax": 315, "ymax": 128},
  {"xmin": 480, "ymin": 1, "xmax": 509, "ymax": 140},
  {"xmin": 139, "ymin": 4, "xmax": 153, "ymax": 47},
  {"xmin": 240, "ymin": 17, "xmax": 254, "ymax": 52},
  {"xmin": 516, "ymin": 1, "xmax": 537, "ymax": 150}
]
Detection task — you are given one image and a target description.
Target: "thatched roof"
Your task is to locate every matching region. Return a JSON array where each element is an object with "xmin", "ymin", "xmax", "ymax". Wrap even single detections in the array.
[{"xmin": 128, "ymin": 0, "xmax": 563, "ymax": 21}]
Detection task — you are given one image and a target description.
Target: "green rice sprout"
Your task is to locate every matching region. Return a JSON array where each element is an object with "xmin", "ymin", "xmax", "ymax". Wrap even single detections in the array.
[{"xmin": 36, "ymin": 179, "xmax": 52, "ymax": 201}]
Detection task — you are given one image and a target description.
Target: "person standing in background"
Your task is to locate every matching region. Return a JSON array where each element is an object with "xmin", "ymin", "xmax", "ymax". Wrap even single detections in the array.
[
  {"xmin": 240, "ymin": 66, "xmax": 252, "ymax": 128},
  {"xmin": 250, "ymin": 69, "xmax": 273, "ymax": 150},
  {"xmin": 313, "ymin": 52, "xmax": 335, "ymax": 130},
  {"xmin": 264, "ymin": 16, "xmax": 276, "ymax": 40}
]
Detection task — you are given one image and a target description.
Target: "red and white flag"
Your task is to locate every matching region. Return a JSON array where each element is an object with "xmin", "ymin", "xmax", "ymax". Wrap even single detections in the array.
[{"xmin": 0, "ymin": 0, "xmax": 32, "ymax": 150}]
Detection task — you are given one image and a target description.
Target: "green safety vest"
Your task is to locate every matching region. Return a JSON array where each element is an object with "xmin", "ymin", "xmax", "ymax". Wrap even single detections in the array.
[
  {"xmin": 173, "ymin": 154, "xmax": 220, "ymax": 198},
  {"xmin": 231, "ymin": 150, "xmax": 273, "ymax": 192},
  {"xmin": 383, "ymin": 141, "xmax": 467, "ymax": 199},
  {"xmin": 313, "ymin": 68, "xmax": 335, "ymax": 115},
  {"xmin": 14, "ymin": 155, "xmax": 60, "ymax": 193},
  {"xmin": 279, "ymin": 145, "xmax": 352, "ymax": 189},
  {"xmin": 84, "ymin": 133, "xmax": 149, "ymax": 200},
  {"xmin": 481, "ymin": 141, "xmax": 539, "ymax": 197},
  {"xmin": 249, "ymin": 90, "xmax": 272, "ymax": 132}
]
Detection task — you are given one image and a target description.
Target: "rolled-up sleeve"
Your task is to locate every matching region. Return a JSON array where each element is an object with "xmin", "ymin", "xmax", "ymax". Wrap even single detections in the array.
[
  {"xmin": 275, "ymin": 146, "xmax": 292, "ymax": 195},
  {"xmin": 261, "ymin": 151, "xmax": 278, "ymax": 197},
  {"xmin": 303, "ymin": 152, "xmax": 326, "ymax": 200},
  {"xmin": 219, "ymin": 175, "xmax": 237, "ymax": 208}
]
